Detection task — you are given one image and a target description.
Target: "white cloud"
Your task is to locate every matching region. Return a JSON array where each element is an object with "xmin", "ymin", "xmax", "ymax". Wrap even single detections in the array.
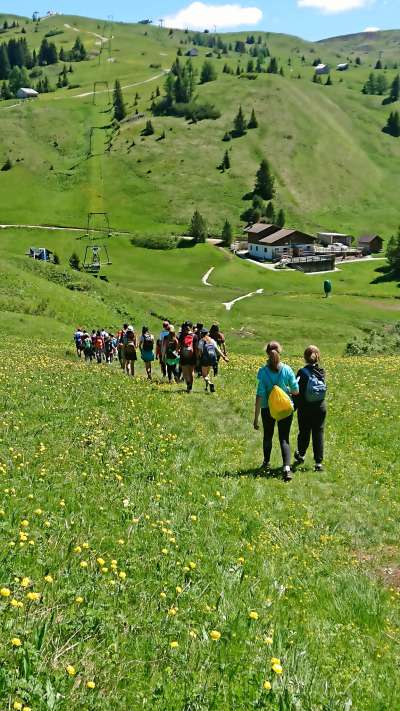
[
  {"xmin": 363, "ymin": 26, "xmax": 380, "ymax": 31},
  {"xmin": 164, "ymin": 2, "xmax": 263, "ymax": 30},
  {"xmin": 298, "ymin": 0, "xmax": 373, "ymax": 13}
]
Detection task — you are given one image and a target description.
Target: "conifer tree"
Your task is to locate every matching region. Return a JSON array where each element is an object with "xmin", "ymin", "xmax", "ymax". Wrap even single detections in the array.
[
  {"xmin": 113, "ymin": 79, "xmax": 126, "ymax": 121},
  {"xmin": 0, "ymin": 44, "xmax": 10, "ymax": 80},
  {"xmin": 389, "ymin": 74, "xmax": 400, "ymax": 103},
  {"xmin": 276, "ymin": 208, "xmax": 285, "ymax": 228},
  {"xmin": 233, "ymin": 105, "xmax": 246, "ymax": 136},
  {"xmin": 386, "ymin": 227, "xmax": 400, "ymax": 273},
  {"xmin": 189, "ymin": 210, "xmax": 207, "ymax": 243},
  {"xmin": 383, "ymin": 111, "xmax": 400, "ymax": 137},
  {"xmin": 221, "ymin": 219, "xmax": 233, "ymax": 247},
  {"xmin": 247, "ymin": 108, "xmax": 258, "ymax": 128},
  {"xmin": 254, "ymin": 159, "xmax": 275, "ymax": 201},
  {"xmin": 222, "ymin": 149, "xmax": 230, "ymax": 169},
  {"xmin": 265, "ymin": 201, "xmax": 275, "ymax": 223},
  {"xmin": 200, "ymin": 59, "xmax": 217, "ymax": 83}
]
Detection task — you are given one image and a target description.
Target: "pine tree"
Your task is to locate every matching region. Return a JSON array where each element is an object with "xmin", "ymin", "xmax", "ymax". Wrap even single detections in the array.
[
  {"xmin": 276, "ymin": 208, "xmax": 285, "ymax": 228},
  {"xmin": 221, "ymin": 219, "xmax": 233, "ymax": 247},
  {"xmin": 69, "ymin": 252, "xmax": 80, "ymax": 270},
  {"xmin": 189, "ymin": 210, "xmax": 207, "ymax": 243},
  {"xmin": 113, "ymin": 79, "xmax": 126, "ymax": 121},
  {"xmin": 267, "ymin": 57, "xmax": 278, "ymax": 74},
  {"xmin": 376, "ymin": 74, "xmax": 388, "ymax": 95},
  {"xmin": 247, "ymin": 59, "xmax": 254, "ymax": 73},
  {"xmin": 200, "ymin": 59, "xmax": 217, "ymax": 83},
  {"xmin": 375, "ymin": 59, "xmax": 383, "ymax": 70},
  {"xmin": 254, "ymin": 159, "xmax": 275, "ymax": 201},
  {"xmin": 233, "ymin": 105, "xmax": 247, "ymax": 136},
  {"xmin": 0, "ymin": 44, "xmax": 10, "ymax": 79},
  {"xmin": 222, "ymin": 149, "xmax": 230, "ymax": 169},
  {"xmin": 142, "ymin": 119, "xmax": 154, "ymax": 135},
  {"xmin": 383, "ymin": 111, "xmax": 400, "ymax": 137},
  {"xmin": 265, "ymin": 201, "xmax": 275, "ymax": 223},
  {"xmin": 1, "ymin": 80, "xmax": 11, "ymax": 99},
  {"xmin": 247, "ymin": 108, "xmax": 258, "ymax": 129},
  {"xmin": 386, "ymin": 227, "xmax": 400, "ymax": 273},
  {"xmin": 389, "ymin": 74, "xmax": 400, "ymax": 103},
  {"xmin": 362, "ymin": 72, "xmax": 376, "ymax": 95}
]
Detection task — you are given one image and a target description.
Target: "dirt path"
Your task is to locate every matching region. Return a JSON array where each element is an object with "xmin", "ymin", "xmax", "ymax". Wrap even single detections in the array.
[
  {"xmin": 202, "ymin": 267, "xmax": 215, "ymax": 286},
  {"xmin": 223, "ymin": 289, "xmax": 264, "ymax": 311},
  {"xmin": 64, "ymin": 23, "xmax": 111, "ymax": 43},
  {"xmin": 72, "ymin": 71, "xmax": 168, "ymax": 99}
]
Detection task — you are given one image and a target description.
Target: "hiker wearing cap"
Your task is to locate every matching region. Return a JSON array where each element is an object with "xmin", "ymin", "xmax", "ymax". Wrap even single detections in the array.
[
  {"xmin": 124, "ymin": 326, "xmax": 137, "ymax": 376},
  {"xmin": 254, "ymin": 341, "xmax": 299, "ymax": 481},
  {"xmin": 197, "ymin": 328, "xmax": 229, "ymax": 392},
  {"xmin": 139, "ymin": 326, "xmax": 155, "ymax": 380},
  {"xmin": 164, "ymin": 325, "xmax": 180, "ymax": 383},
  {"xmin": 178, "ymin": 321, "xmax": 198, "ymax": 393}
]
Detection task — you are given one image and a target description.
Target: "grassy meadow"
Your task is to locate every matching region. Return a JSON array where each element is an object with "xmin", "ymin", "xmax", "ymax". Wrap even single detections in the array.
[{"xmin": 0, "ymin": 341, "xmax": 399, "ymax": 710}]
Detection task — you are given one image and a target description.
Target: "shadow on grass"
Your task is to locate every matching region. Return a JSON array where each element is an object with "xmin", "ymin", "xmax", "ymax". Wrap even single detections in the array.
[
  {"xmin": 371, "ymin": 265, "xmax": 400, "ymax": 287},
  {"xmin": 221, "ymin": 466, "xmax": 286, "ymax": 480}
]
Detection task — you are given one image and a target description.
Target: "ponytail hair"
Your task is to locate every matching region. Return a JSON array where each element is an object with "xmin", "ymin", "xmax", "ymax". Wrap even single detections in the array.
[
  {"xmin": 265, "ymin": 341, "xmax": 282, "ymax": 372},
  {"xmin": 304, "ymin": 345, "xmax": 320, "ymax": 365}
]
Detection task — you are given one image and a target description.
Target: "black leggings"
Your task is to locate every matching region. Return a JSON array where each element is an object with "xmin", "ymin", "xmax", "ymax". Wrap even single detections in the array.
[
  {"xmin": 297, "ymin": 405, "xmax": 326, "ymax": 464},
  {"xmin": 261, "ymin": 408, "xmax": 293, "ymax": 467},
  {"xmin": 167, "ymin": 363, "xmax": 178, "ymax": 382}
]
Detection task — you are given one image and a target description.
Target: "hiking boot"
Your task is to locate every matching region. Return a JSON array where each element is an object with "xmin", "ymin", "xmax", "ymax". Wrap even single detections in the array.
[
  {"xmin": 260, "ymin": 462, "xmax": 271, "ymax": 474},
  {"xmin": 186, "ymin": 384, "xmax": 193, "ymax": 393},
  {"xmin": 283, "ymin": 466, "xmax": 293, "ymax": 482},
  {"xmin": 210, "ymin": 383, "xmax": 215, "ymax": 393},
  {"xmin": 205, "ymin": 379, "xmax": 209, "ymax": 392},
  {"xmin": 315, "ymin": 463, "xmax": 324, "ymax": 473},
  {"xmin": 294, "ymin": 451, "xmax": 305, "ymax": 464}
]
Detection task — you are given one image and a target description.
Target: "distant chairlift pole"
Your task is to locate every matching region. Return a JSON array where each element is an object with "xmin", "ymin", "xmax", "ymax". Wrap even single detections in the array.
[{"xmin": 92, "ymin": 81, "xmax": 111, "ymax": 105}]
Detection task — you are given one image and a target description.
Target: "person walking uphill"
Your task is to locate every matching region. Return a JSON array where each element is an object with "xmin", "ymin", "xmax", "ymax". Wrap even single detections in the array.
[
  {"xmin": 139, "ymin": 326, "xmax": 155, "ymax": 380},
  {"xmin": 253, "ymin": 341, "xmax": 299, "ymax": 481},
  {"xmin": 294, "ymin": 345, "xmax": 327, "ymax": 472}
]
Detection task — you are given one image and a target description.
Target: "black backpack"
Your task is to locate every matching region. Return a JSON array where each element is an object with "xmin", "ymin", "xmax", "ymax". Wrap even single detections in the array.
[{"xmin": 142, "ymin": 333, "xmax": 153, "ymax": 352}]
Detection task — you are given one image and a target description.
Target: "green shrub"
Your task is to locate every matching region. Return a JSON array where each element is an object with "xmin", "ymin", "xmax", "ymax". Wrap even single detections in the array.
[
  {"xmin": 345, "ymin": 323, "xmax": 400, "ymax": 356},
  {"xmin": 130, "ymin": 234, "xmax": 179, "ymax": 250}
]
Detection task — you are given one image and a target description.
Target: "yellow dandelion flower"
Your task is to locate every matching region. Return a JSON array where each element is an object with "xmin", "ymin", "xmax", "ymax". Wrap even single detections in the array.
[
  {"xmin": 13, "ymin": 702, "xmax": 23, "ymax": 710},
  {"xmin": 86, "ymin": 680, "xmax": 96, "ymax": 689},
  {"xmin": 20, "ymin": 577, "xmax": 30, "ymax": 588},
  {"xmin": 44, "ymin": 575, "xmax": 53, "ymax": 583},
  {"xmin": 23, "ymin": 706, "xmax": 31, "ymax": 711},
  {"xmin": 189, "ymin": 561, "xmax": 196, "ymax": 570},
  {"xmin": 96, "ymin": 557, "xmax": 105, "ymax": 566},
  {"xmin": 160, "ymin": 591, "xmax": 167, "ymax": 599},
  {"xmin": 75, "ymin": 596, "xmax": 84, "ymax": 604},
  {"xmin": 0, "ymin": 587, "xmax": 11, "ymax": 597},
  {"xmin": 249, "ymin": 610, "xmax": 259, "ymax": 620},
  {"xmin": 168, "ymin": 607, "xmax": 177, "ymax": 616},
  {"xmin": 117, "ymin": 539, "xmax": 125, "ymax": 545},
  {"xmin": 264, "ymin": 636, "xmax": 273, "ymax": 645},
  {"xmin": 271, "ymin": 657, "xmax": 281, "ymax": 665},
  {"xmin": 118, "ymin": 571, "xmax": 126, "ymax": 580},
  {"xmin": 82, "ymin": 542, "xmax": 89, "ymax": 549},
  {"xmin": 209, "ymin": 630, "xmax": 221, "ymax": 641},
  {"xmin": 20, "ymin": 520, "xmax": 29, "ymax": 528},
  {"xmin": 263, "ymin": 680, "xmax": 272, "ymax": 691},
  {"xmin": 170, "ymin": 640, "xmax": 179, "ymax": 649},
  {"xmin": 26, "ymin": 591, "xmax": 40, "ymax": 601},
  {"xmin": 66, "ymin": 664, "xmax": 76, "ymax": 676},
  {"xmin": 190, "ymin": 515, "xmax": 197, "ymax": 522},
  {"xmin": 74, "ymin": 546, "xmax": 82, "ymax": 553},
  {"xmin": 80, "ymin": 561, "xmax": 88, "ymax": 568},
  {"xmin": 11, "ymin": 637, "xmax": 22, "ymax": 647},
  {"xmin": 189, "ymin": 630, "xmax": 198, "ymax": 639},
  {"xmin": 176, "ymin": 586, "xmax": 183, "ymax": 594},
  {"xmin": 272, "ymin": 663, "xmax": 283, "ymax": 675}
]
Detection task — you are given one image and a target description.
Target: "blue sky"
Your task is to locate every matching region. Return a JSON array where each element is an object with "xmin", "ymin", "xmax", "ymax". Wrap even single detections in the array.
[{"xmin": 7, "ymin": 0, "xmax": 400, "ymax": 40}]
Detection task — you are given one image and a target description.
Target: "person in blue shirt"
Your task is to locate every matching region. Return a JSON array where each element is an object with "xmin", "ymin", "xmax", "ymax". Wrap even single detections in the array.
[{"xmin": 254, "ymin": 341, "xmax": 299, "ymax": 481}]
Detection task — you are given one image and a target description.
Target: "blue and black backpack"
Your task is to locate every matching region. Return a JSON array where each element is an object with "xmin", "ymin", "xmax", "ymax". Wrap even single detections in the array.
[{"xmin": 301, "ymin": 366, "xmax": 327, "ymax": 403}]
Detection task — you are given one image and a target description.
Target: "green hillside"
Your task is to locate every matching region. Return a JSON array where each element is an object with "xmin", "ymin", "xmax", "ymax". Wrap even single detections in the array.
[{"xmin": 0, "ymin": 14, "xmax": 400, "ymax": 238}]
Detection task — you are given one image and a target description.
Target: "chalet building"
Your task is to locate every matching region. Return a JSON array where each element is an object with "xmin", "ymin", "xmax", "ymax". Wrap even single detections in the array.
[
  {"xmin": 315, "ymin": 63, "xmax": 330, "ymax": 75},
  {"xmin": 358, "ymin": 234, "xmax": 383, "ymax": 254},
  {"xmin": 186, "ymin": 48, "xmax": 199, "ymax": 57},
  {"xmin": 17, "ymin": 87, "xmax": 39, "ymax": 99},
  {"xmin": 317, "ymin": 232, "xmax": 353, "ymax": 247},
  {"xmin": 245, "ymin": 223, "xmax": 315, "ymax": 261},
  {"xmin": 337, "ymin": 63, "xmax": 349, "ymax": 71}
]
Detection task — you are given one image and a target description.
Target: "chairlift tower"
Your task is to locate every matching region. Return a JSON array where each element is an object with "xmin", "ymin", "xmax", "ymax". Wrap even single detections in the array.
[{"xmin": 92, "ymin": 81, "xmax": 111, "ymax": 105}]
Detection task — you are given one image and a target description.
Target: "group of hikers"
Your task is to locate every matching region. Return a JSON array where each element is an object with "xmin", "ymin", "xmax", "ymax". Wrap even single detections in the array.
[
  {"xmin": 73, "ymin": 326, "xmax": 327, "ymax": 479},
  {"xmin": 73, "ymin": 321, "xmax": 228, "ymax": 393}
]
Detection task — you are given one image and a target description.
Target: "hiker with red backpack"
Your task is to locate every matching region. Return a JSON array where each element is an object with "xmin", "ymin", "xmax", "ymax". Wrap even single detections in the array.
[
  {"xmin": 94, "ymin": 330, "xmax": 105, "ymax": 364},
  {"xmin": 178, "ymin": 321, "xmax": 198, "ymax": 393},
  {"xmin": 294, "ymin": 345, "xmax": 327, "ymax": 473},
  {"xmin": 253, "ymin": 341, "xmax": 299, "ymax": 481},
  {"xmin": 139, "ymin": 326, "xmax": 155, "ymax": 380},
  {"xmin": 197, "ymin": 328, "xmax": 229, "ymax": 392}
]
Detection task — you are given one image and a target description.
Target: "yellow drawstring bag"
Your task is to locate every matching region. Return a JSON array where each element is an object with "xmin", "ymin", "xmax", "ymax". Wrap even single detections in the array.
[{"xmin": 268, "ymin": 385, "xmax": 294, "ymax": 421}]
